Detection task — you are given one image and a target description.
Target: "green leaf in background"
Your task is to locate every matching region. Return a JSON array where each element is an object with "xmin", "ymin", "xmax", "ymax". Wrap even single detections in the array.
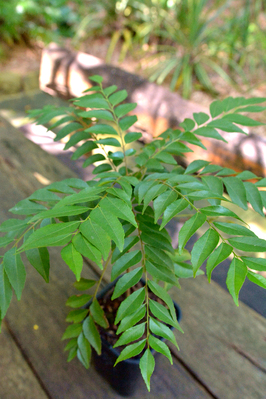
[
  {"xmin": 77, "ymin": 332, "xmax": 91, "ymax": 369},
  {"xmin": 78, "ymin": 109, "xmax": 114, "ymax": 121},
  {"xmin": 206, "ymin": 242, "xmax": 233, "ymax": 282},
  {"xmin": 148, "ymin": 335, "xmax": 172, "ymax": 365},
  {"xmin": 178, "ymin": 213, "xmax": 207, "ymax": 253},
  {"xmin": 73, "ymin": 278, "xmax": 96, "ymax": 291},
  {"xmin": 139, "ymin": 349, "xmax": 155, "ymax": 392},
  {"xmin": 228, "ymin": 237, "xmax": 266, "ymax": 252},
  {"xmin": 226, "ymin": 258, "xmax": 247, "ymax": 306},
  {"xmin": 3, "ymin": 248, "xmax": 26, "ymax": 300},
  {"xmin": 184, "ymin": 160, "xmax": 210, "ymax": 175},
  {"xmin": 115, "ymin": 287, "xmax": 145, "ymax": 324},
  {"xmin": 21, "ymin": 222, "xmax": 80, "ymax": 251},
  {"xmin": 72, "ymin": 233, "xmax": 103, "ymax": 269},
  {"xmin": 82, "ymin": 154, "xmax": 106, "ymax": 168},
  {"xmin": 113, "ymin": 322, "xmax": 146, "ymax": 348},
  {"xmin": 24, "ymin": 230, "xmax": 50, "ymax": 283},
  {"xmin": 247, "ymin": 271, "xmax": 266, "ymax": 289},
  {"xmin": 71, "ymin": 141, "xmax": 98, "ymax": 160},
  {"xmin": 117, "ymin": 305, "xmax": 146, "ymax": 335},
  {"xmin": 85, "ymin": 123, "xmax": 118, "ymax": 136},
  {"xmin": 90, "ymin": 206, "xmax": 124, "ymax": 251},
  {"xmin": 80, "ymin": 219, "xmax": 111, "ymax": 261},
  {"xmin": 114, "ymin": 339, "xmax": 146, "ymax": 366},
  {"xmin": 111, "ymin": 250, "xmax": 142, "ymax": 281},
  {"xmin": 54, "ymin": 122, "xmax": 83, "ymax": 142},
  {"xmin": 0, "ymin": 263, "xmax": 13, "ymax": 318},
  {"xmin": 96, "ymin": 137, "xmax": 121, "ymax": 147},
  {"xmin": 61, "ymin": 243, "xmax": 83, "ymax": 281},
  {"xmin": 66, "ymin": 294, "xmax": 92, "ymax": 308},
  {"xmin": 90, "ymin": 299, "xmax": 109, "ymax": 329},
  {"xmin": 74, "ymin": 96, "xmax": 109, "ymax": 109},
  {"xmin": 112, "ymin": 267, "xmax": 143, "ymax": 299},
  {"xmin": 191, "ymin": 228, "xmax": 219, "ymax": 276},
  {"xmin": 222, "ymin": 177, "xmax": 247, "ymax": 210},
  {"xmin": 83, "ymin": 316, "xmax": 101, "ymax": 355},
  {"xmin": 0, "ymin": 218, "xmax": 29, "ymax": 233},
  {"xmin": 241, "ymin": 257, "xmax": 266, "ymax": 271}
]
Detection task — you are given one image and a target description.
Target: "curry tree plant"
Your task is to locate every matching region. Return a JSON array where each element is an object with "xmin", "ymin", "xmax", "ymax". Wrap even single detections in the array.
[{"xmin": 1, "ymin": 75, "xmax": 266, "ymax": 391}]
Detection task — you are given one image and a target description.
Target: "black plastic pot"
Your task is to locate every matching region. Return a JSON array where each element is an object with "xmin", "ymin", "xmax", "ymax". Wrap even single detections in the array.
[{"xmin": 91, "ymin": 280, "xmax": 182, "ymax": 397}]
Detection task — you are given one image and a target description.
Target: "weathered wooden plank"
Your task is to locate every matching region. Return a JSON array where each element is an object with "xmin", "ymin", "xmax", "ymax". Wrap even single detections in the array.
[
  {"xmin": 39, "ymin": 42, "xmax": 266, "ymax": 177},
  {"xmin": 0, "ymin": 321, "xmax": 48, "ymax": 399},
  {"xmin": 0, "ymin": 119, "xmax": 212, "ymax": 399},
  {"xmin": 169, "ymin": 276, "xmax": 266, "ymax": 399}
]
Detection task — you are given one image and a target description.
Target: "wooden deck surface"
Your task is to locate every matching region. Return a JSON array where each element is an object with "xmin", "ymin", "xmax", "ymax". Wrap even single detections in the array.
[{"xmin": 0, "ymin": 116, "xmax": 266, "ymax": 399}]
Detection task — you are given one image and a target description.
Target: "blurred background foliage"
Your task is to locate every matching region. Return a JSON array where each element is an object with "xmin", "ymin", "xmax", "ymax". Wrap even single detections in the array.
[{"xmin": 0, "ymin": 0, "xmax": 265, "ymax": 98}]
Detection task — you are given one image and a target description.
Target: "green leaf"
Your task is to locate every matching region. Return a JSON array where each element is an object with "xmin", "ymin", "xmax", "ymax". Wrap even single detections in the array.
[
  {"xmin": 54, "ymin": 122, "xmax": 82, "ymax": 142},
  {"xmin": 106, "ymin": 187, "xmax": 131, "ymax": 207},
  {"xmin": 89, "ymin": 75, "xmax": 103, "ymax": 83},
  {"xmin": 174, "ymin": 262, "xmax": 204, "ymax": 278},
  {"xmin": 80, "ymin": 219, "xmax": 111, "ymax": 261},
  {"xmin": 103, "ymin": 85, "xmax": 117, "ymax": 96},
  {"xmin": 9, "ymin": 199, "xmax": 47, "ymax": 216},
  {"xmin": 145, "ymin": 246, "xmax": 174, "ymax": 271},
  {"xmin": 146, "ymin": 260, "xmax": 177, "ymax": 285},
  {"xmin": 111, "ymin": 250, "xmax": 142, "ymax": 281},
  {"xmin": 114, "ymin": 322, "xmax": 146, "ymax": 348},
  {"xmin": 178, "ymin": 213, "xmax": 207, "ymax": 253},
  {"xmin": 61, "ymin": 243, "xmax": 83, "ymax": 281},
  {"xmin": 56, "ymin": 187, "xmax": 104, "ymax": 207},
  {"xmin": 141, "ymin": 231, "xmax": 174, "ymax": 254},
  {"xmin": 29, "ymin": 205, "xmax": 90, "ymax": 222},
  {"xmin": 0, "ymin": 218, "xmax": 29, "ymax": 233},
  {"xmin": 71, "ymin": 141, "xmax": 98, "ymax": 160},
  {"xmin": 77, "ymin": 332, "xmax": 91, "ymax": 369},
  {"xmin": 93, "ymin": 163, "xmax": 112, "ymax": 175},
  {"xmin": 83, "ymin": 316, "xmax": 101, "ymax": 355},
  {"xmin": 222, "ymin": 113, "xmax": 265, "ymax": 127},
  {"xmin": 0, "ymin": 235, "xmax": 13, "ymax": 248},
  {"xmin": 243, "ymin": 182, "xmax": 264, "ymax": 216},
  {"xmin": 85, "ymin": 123, "xmax": 118, "ymax": 136},
  {"xmin": 223, "ymin": 177, "xmax": 247, "ymax": 210},
  {"xmin": 143, "ymin": 184, "xmax": 168, "ymax": 213},
  {"xmin": 72, "ymin": 233, "xmax": 103, "ymax": 269},
  {"xmin": 228, "ymin": 237, "xmax": 266, "ymax": 252},
  {"xmin": 3, "ymin": 248, "xmax": 26, "ymax": 300},
  {"xmin": 206, "ymin": 243, "xmax": 233, "ymax": 281},
  {"xmin": 149, "ymin": 299, "xmax": 180, "ymax": 330},
  {"xmin": 210, "ymin": 100, "xmax": 224, "ymax": 118},
  {"xmin": 90, "ymin": 206, "xmax": 124, "ymax": 252},
  {"xmin": 66, "ymin": 309, "xmax": 89, "ymax": 323},
  {"xmin": 124, "ymin": 131, "xmax": 142, "ymax": 143},
  {"xmin": 193, "ymin": 112, "xmax": 210, "ymax": 126},
  {"xmin": 115, "ymin": 103, "xmax": 137, "ymax": 118},
  {"xmin": 184, "ymin": 160, "xmax": 210, "ymax": 175},
  {"xmin": 66, "ymin": 294, "xmax": 92, "ymax": 308},
  {"xmin": 28, "ymin": 189, "xmax": 61, "ymax": 202},
  {"xmin": 0, "ymin": 263, "xmax": 13, "ymax": 318},
  {"xmin": 96, "ymin": 137, "xmax": 121, "ymax": 147},
  {"xmin": 73, "ymin": 278, "xmax": 96, "ymax": 291},
  {"xmin": 78, "ymin": 110, "xmax": 114, "ymax": 121},
  {"xmin": 237, "ymin": 171, "xmax": 258, "ymax": 180},
  {"xmin": 241, "ymin": 257, "xmax": 266, "ymax": 271},
  {"xmin": 114, "ymin": 340, "xmax": 146, "ymax": 366},
  {"xmin": 112, "ymin": 267, "xmax": 143, "ymax": 299},
  {"xmin": 139, "ymin": 349, "xmax": 155, "ymax": 392},
  {"xmin": 153, "ymin": 190, "xmax": 178, "ymax": 224},
  {"xmin": 180, "ymin": 118, "xmax": 195, "ymax": 131},
  {"xmin": 191, "ymin": 229, "xmax": 220, "ymax": 276},
  {"xmin": 109, "ymin": 90, "xmax": 128, "ymax": 106},
  {"xmin": 154, "ymin": 151, "xmax": 177, "ymax": 165},
  {"xmin": 90, "ymin": 299, "xmax": 109, "ymax": 329},
  {"xmin": 74, "ymin": 96, "xmax": 109, "ymax": 109},
  {"xmin": 193, "ymin": 127, "xmax": 226, "ymax": 142},
  {"xmin": 148, "ymin": 280, "xmax": 179, "ymax": 325},
  {"xmin": 226, "ymin": 258, "xmax": 247, "ymax": 306},
  {"xmin": 200, "ymin": 206, "xmax": 242, "ymax": 221},
  {"xmin": 247, "ymin": 271, "xmax": 266, "ymax": 289},
  {"xmin": 149, "ymin": 317, "xmax": 179, "ymax": 349},
  {"xmin": 117, "ymin": 305, "xmax": 146, "ymax": 335},
  {"xmin": 201, "ymin": 175, "xmax": 224, "ymax": 205},
  {"xmin": 208, "ymin": 119, "xmax": 246, "ymax": 134},
  {"xmin": 115, "ymin": 287, "xmax": 145, "ymax": 324},
  {"xmin": 21, "ymin": 221, "xmax": 79, "ymax": 251},
  {"xmin": 82, "ymin": 154, "xmax": 106, "ymax": 168},
  {"xmin": 62, "ymin": 323, "xmax": 83, "ymax": 340},
  {"xmin": 100, "ymin": 197, "xmax": 137, "ymax": 227},
  {"xmin": 160, "ymin": 199, "xmax": 188, "ymax": 230},
  {"xmin": 119, "ymin": 115, "xmax": 138, "ymax": 131},
  {"xmin": 149, "ymin": 335, "xmax": 172, "ymax": 364},
  {"xmin": 111, "ymin": 235, "xmax": 139, "ymax": 263},
  {"xmin": 213, "ymin": 222, "xmax": 256, "ymax": 237},
  {"xmin": 24, "ymin": 231, "xmax": 50, "ymax": 283}
]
